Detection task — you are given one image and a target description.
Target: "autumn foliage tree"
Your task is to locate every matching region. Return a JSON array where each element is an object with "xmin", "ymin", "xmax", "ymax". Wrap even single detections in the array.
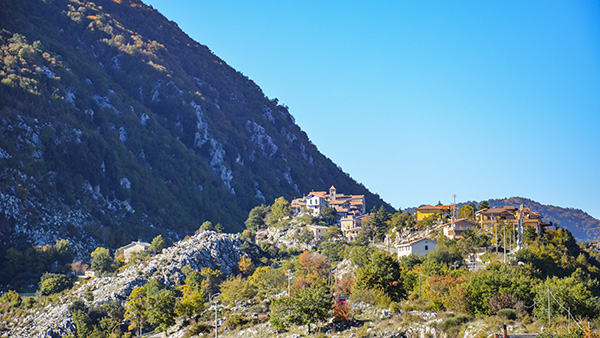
[{"xmin": 297, "ymin": 251, "xmax": 330, "ymax": 283}]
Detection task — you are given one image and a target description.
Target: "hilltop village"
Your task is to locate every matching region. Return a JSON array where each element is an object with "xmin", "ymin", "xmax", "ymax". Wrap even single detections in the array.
[{"xmin": 2, "ymin": 186, "xmax": 600, "ymax": 338}]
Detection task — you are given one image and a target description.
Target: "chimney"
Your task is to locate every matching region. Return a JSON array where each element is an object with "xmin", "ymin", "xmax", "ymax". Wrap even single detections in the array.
[{"xmin": 503, "ymin": 325, "xmax": 508, "ymax": 338}]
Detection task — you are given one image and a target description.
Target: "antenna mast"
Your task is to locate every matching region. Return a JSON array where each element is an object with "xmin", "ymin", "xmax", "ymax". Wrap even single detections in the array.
[{"xmin": 516, "ymin": 204, "xmax": 525, "ymax": 251}]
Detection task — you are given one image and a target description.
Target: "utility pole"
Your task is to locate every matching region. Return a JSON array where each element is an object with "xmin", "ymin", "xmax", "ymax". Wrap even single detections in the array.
[
  {"xmin": 503, "ymin": 225, "xmax": 507, "ymax": 263},
  {"xmin": 452, "ymin": 194, "xmax": 456, "ymax": 223},
  {"xmin": 516, "ymin": 204, "xmax": 524, "ymax": 251},
  {"xmin": 210, "ymin": 293, "xmax": 221, "ymax": 338},
  {"xmin": 286, "ymin": 270, "xmax": 293, "ymax": 297},
  {"xmin": 495, "ymin": 218, "xmax": 498, "ymax": 253}
]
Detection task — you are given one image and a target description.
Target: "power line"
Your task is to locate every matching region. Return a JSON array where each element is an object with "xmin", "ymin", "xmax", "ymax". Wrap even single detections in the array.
[{"xmin": 548, "ymin": 288, "xmax": 583, "ymax": 330}]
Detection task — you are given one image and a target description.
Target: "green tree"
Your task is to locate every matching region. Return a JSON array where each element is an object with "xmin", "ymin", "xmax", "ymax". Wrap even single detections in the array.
[
  {"xmin": 466, "ymin": 263, "xmax": 535, "ymax": 315},
  {"xmin": 220, "ymin": 275, "xmax": 257, "ymax": 305},
  {"xmin": 354, "ymin": 250, "xmax": 405, "ymax": 301},
  {"xmin": 479, "ymin": 200, "xmax": 490, "ymax": 210},
  {"xmin": 372, "ymin": 205, "xmax": 392, "ymax": 239},
  {"xmin": 319, "ymin": 206, "xmax": 337, "ymax": 225},
  {"xmin": 319, "ymin": 241, "xmax": 345, "ymax": 264},
  {"xmin": 39, "ymin": 273, "xmax": 72, "ymax": 295},
  {"xmin": 532, "ymin": 270, "xmax": 600, "ymax": 320},
  {"xmin": 175, "ymin": 287, "xmax": 205, "ymax": 319},
  {"xmin": 148, "ymin": 288, "xmax": 177, "ymax": 331},
  {"xmin": 0, "ymin": 290, "xmax": 22, "ymax": 308},
  {"xmin": 389, "ymin": 211, "xmax": 415, "ymax": 231},
  {"xmin": 238, "ymin": 254, "xmax": 256, "ymax": 276},
  {"xmin": 124, "ymin": 286, "xmax": 148, "ymax": 336},
  {"xmin": 90, "ymin": 247, "xmax": 114, "ymax": 273},
  {"xmin": 323, "ymin": 225, "xmax": 342, "ymax": 240},
  {"xmin": 199, "ymin": 221, "xmax": 214, "ymax": 231},
  {"xmin": 296, "ymin": 227, "xmax": 314, "ymax": 245},
  {"xmin": 245, "ymin": 204, "xmax": 270, "ymax": 230},
  {"xmin": 348, "ymin": 245, "xmax": 373, "ymax": 268},
  {"xmin": 291, "ymin": 283, "xmax": 332, "ymax": 333},
  {"xmin": 149, "ymin": 235, "xmax": 166, "ymax": 254},
  {"xmin": 269, "ymin": 197, "xmax": 292, "ymax": 224},
  {"xmin": 269, "ymin": 296, "xmax": 295, "ymax": 333},
  {"xmin": 459, "ymin": 205, "xmax": 474, "ymax": 220},
  {"xmin": 54, "ymin": 239, "xmax": 74, "ymax": 265}
]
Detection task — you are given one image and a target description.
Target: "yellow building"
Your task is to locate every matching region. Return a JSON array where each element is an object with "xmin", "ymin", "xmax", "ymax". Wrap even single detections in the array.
[{"xmin": 415, "ymin": 204, "xmax": 456, "ymax": 221}]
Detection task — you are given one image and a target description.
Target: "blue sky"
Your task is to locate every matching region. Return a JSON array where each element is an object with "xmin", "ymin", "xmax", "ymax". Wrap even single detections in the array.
[{"xmin": 144, "ymin": 1, "xmax": 600, "ymax": 219}]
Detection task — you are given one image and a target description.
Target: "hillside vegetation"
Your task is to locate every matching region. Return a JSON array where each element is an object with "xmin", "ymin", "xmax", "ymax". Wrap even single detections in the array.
[
  {"xmin": 1, "ymin": 199, "xmax": 599, "ymax": 337},
  {"xmin": 0, "ymin": 0, "xmax": 390, "ymax": 255}
]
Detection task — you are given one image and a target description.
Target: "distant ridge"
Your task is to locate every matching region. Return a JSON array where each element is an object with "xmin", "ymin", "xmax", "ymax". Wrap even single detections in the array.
[{"xmin": 485, "ymin": 197, "xmax": 600, "ymax": 242}]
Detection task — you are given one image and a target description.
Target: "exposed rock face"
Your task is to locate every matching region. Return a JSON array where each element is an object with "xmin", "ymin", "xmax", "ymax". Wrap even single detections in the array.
[
  {"xmin": 5, "ymin": 231, "xmax": 242, "ymax": 338},
  {"xmin": 0, "ymin": 0, "xmax": 393, "ymax": 257}
]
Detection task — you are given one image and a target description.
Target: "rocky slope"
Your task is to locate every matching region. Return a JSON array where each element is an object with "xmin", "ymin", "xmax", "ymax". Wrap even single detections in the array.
[
  {"xmin": 4, "ymin": 231, "xmax": 242, "ymax": 338},
  {"xmin": 0, "ymin": 0, "xmax": 392, "ymax": 257}
]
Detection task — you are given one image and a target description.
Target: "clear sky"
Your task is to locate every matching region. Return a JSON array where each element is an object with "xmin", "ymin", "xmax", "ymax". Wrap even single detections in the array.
[{"xmin": 143, "ymin": 1, "xmax": 600, "ymax": 219}]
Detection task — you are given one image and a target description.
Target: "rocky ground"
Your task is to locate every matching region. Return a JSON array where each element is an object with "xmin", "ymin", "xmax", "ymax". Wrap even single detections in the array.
[{"xmin": 3, "ymin": 231, "xmax": 242, "ymax": 338}]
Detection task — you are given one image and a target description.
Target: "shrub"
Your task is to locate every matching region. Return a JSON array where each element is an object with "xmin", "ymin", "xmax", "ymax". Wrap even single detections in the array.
[
  {"xmin": 39, "ymin": 273, "xmax": 72, "ymax": 295},
  {"xmin": 224, "ymin": 313, "xmax": 248, "ymax": 330},
  {"xmin": 349, "ymin": 287, "xmax": 391, "ymax": 308},
  {"xmin": 23, "ymin": 297, "xmax": 37, "ymax": 309},
  {"xmin": 496, "ymin": 308, "xmax": 517, "ymax": 320},
  {"xmin": 0, "ymin": 290, "xmax": 22, "ymax": 308},
  {"xmin": 438, "ymin": 314, "xmax": 472, "ymax": 337}
]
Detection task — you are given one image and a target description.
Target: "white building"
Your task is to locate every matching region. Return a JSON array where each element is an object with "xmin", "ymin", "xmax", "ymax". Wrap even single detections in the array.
[
  {"xmin": 121, "ymin": 241, "xmax": 151, "ymax": 262},
  {"xmin": 396, "ymin": 237, "xmax": 439, "ymax": 259},
  {"xmin": 306, "ymin": 195, "xmax": 327, "ymax": 215}
]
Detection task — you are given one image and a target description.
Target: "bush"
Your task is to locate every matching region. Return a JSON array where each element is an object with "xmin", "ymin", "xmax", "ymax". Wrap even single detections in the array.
[
  {"xmin": 39, "ymin": 273, "xmax": 72, "ymax": 295},
  {"xmin": 224, "ymin": 313, "xmax": 248, "ymax": 330},
  {"xmin": 389, "ymin": 301, "xmax": 401, "ymax": 314},
  {"xmin": 496, "ymin": 308, "xmax": 517, "ymax": 320},
  {"xmin": 438, "ymin": 314, "xmax": 472, "ymax": 337},
  {"xmin": 488, "ymin": 293, "xmax": 516, "ymax": 314},
  {"xmin": 0, "ymin": 290, "xmax": 22, "ymax": 308},
  {"xmin": 349, "ymin": 287, "xmax": 391, "ymax": 308},
  {"xmin": 23, "ymin": 297, "xmax": 37, "ymax": 309}
]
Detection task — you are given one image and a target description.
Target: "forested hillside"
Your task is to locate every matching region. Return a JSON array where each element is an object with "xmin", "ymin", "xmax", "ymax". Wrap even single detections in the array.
[{"xmin": 0, "ymin": 0, "xmax": 391, "ymax": 255}]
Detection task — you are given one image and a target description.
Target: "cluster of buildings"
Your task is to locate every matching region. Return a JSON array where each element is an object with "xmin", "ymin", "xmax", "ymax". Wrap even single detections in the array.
[
  {"xmin": 395, "ymin": 203, "xmax": 552, "ymax": 260},
  {"xmin": 291, "ymin": 186, "xmax": 366, "ymax": 241}
]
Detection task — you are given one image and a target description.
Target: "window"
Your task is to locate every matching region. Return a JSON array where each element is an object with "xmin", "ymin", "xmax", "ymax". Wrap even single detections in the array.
[{"xmin": 425, "ymin": 245, "xmax": 428, "ymax": 250}]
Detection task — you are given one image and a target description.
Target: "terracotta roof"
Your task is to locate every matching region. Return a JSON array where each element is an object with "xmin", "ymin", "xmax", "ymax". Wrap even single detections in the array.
[
  {"xmin": 416, "ymin": 204, "xmax": 455, "ymax": 211},
  {"xmin": 330, "ymin": 185, "xmax": 336, "ymax": 190},
  {"xmin": 480, "ymin": 208, "xmax": 510, "ymax": 214},
  {"xmin": 307, "ymin": 191, "xmax": 327, "ymax": 198},
  {"xmin": 329, "ymin": 200, "xmax": 347, "ymax": 205}
]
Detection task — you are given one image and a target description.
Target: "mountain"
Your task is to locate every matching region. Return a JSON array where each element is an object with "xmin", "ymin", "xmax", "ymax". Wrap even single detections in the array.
[
  {"xmin": 0, "ymin": 0, "xmax": 392, "ymax": 254},
  {"xmin": 485, "ymin": 197, "xmax": 600, "ymax": 243}
]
